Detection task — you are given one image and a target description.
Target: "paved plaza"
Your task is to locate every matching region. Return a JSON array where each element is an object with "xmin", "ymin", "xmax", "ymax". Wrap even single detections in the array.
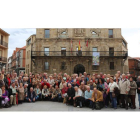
[{"xmin": 0, "ymin": 94, "xmax": 140, "ymax": 112}]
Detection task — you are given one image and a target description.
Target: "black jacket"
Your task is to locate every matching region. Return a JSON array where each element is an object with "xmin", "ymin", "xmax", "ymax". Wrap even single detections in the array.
[
  {"xmin": 67, "ymin": 87, "xmax": 75, "ymax": 98},
  {"xmin": 28, "ymin": 78, "xmax": 33, "ymax": 84},
  {"xmin": 136, "ymin": 81, "xmax": 140, "ymax": 94},
  {"xmin": 28, "ymin": 91, "xmax": 36, "ymax": 99},
  {"xmin": 4, "ymin": 78, "xmax": 9, "ymax": 90}
]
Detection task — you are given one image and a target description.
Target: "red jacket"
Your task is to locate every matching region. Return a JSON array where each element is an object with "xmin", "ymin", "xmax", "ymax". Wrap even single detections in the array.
[
  {"xmin": 41, "ymin": 82, "xmax": 50, "ymax": 90},
  {"xmin": 61, "ymin": 87, "xmax": 68, "ymax": 95}
]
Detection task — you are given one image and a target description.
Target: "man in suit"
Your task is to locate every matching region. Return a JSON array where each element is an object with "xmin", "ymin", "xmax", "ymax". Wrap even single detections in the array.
[
  {"xmin": 66, "ymin": 84, "xmax": 75, "ymax": 105},
  {"xmin": 27, "ymin": 87, "xmax": 36, "ymax": 102}
]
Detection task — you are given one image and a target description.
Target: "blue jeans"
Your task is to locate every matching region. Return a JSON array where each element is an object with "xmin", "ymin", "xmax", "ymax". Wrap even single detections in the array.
[
  {"xmin": 138, "ymin": 94, "xmax": 140, "ymax": 107},
  {"xmin": 112, "ymin": 97, "xmax": 117, "ymax": 108}
]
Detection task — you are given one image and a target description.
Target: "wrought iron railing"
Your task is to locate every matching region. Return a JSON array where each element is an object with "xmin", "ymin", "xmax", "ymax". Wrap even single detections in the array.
[
  {"xmin": 0, "ymin": 39, "xmax": 8, "ymax": 48},
  {"xmin": 31, "ymin": 51, "xmax": 128, "ymax": 57},
  {"xmin": 0, "ymin": 57, "xmax": 7, "ymax": 62}
]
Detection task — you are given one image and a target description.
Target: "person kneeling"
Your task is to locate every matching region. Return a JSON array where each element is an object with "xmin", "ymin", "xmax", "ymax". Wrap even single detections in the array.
[
  {"xmin": 73, "ymin": 86, "xmax": 85, "ymax": 108},
  {"xmin": 28, "ymin": 87, "xmax": 36, "ymax": 102},
  {"xmin": 91, "ymin": 88, "xmax": 103, "ymax": 110}
]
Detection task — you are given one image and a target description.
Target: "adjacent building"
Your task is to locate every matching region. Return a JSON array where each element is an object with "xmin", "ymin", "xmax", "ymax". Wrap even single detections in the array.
[
  {"xmin": 26, "ymin": 34, "xmax": 36, "ymax": 75},
  {"xmin": 128, "ymin": 57, "xmax": 140, "ymax": 77},
  {"xmin": 0, "ymin": 28, "xmax": 10, "ymax": 71},
  {"xmin": 11, "ymin": 46, "xmax": 26, "ymax": 75},
  {"xmin": 25, "ymin": 28, "xmax": 128, "ymax": 75}
]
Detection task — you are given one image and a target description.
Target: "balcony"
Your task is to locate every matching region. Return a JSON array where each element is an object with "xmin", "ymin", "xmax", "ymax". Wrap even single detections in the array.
[
  {"xmin": 0, "ymin": 39, "xmax": 8, "ymax": 48},
  {"xmin": 0, "ymin": 57, "xmax": 7, "ymax": 63},
  {"xmin": 31, "ymin": 51, "xmax": 128, "ymax": 59}
]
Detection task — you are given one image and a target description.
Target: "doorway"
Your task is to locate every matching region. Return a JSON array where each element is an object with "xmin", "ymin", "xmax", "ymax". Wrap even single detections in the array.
[{"xmin": 74, "ymin": 64, "xmax": 85, "ymax": 75}]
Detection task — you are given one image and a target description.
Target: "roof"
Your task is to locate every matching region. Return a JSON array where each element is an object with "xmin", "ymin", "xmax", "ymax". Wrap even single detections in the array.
[
  {"xmin": 128, "ymin": 56, "xmax": 140, "ymax": 61},
  {"xmin": 0, "ymin": 28, "xmax": 10, "ymax": 36},
  {"xmin": 26, "ymin": 34, "xmax": 36, "ymax": 41}
]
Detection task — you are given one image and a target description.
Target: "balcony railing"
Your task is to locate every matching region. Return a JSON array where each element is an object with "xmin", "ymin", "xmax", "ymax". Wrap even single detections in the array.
[
  {"xmin": 0, "ymin": 39, "xmax": 8, "ymax": 48},
  {"xmin": 31, "ymin": 51, "xmax": 128, "ymax": 58},
  {"xmin": 0, "ymin": 57, "xmax": 7, "ymax": 62}
]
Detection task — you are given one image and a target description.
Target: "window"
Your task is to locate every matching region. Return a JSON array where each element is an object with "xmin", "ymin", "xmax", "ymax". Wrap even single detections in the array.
[
  {"xmin": 109, "ymin": 29, "xmax": 113, "ymax": 38},
  {"xmin": 92, "ymin": 65, "xmax": 98, "ymax": 70},
  {"xmin": 92, "ymin": 31, "xmax": 96, "ymax": 35},
  {"xmin": 1, "ymin": 35, "xmax": 3, "ymax": 45},
  {"xmin": 61, "ymin": 31, "xmax": 66, "ymax": 34},
  {"xmin": 27, "ymin": 39, "xmax": 31, "ymax": 45},
  {"xmin": 61, "ymin": 62, "xmax": 66, "ymax": 70},
  {"xmin": 110, "ymin": 62, "xmax": 114, "ymax": 70},
  {"xmin": 61, "ymin": 48, "xmax": 66, "ymax": 56},
  {"xmin": 109, "ymin": 47, "xmax": 114, "ymax": 56},
  {"xmin": 44, "ymin": 48, "xmax": 49, "ymax": 56},
  {"xmin": 92, "ymin": 47, "xmax": 97, "ymax": 52},
  {"xmin": 45, "ymin": 29, "xmax": 50, "ymax": 38},
  {"xmin": 45, "ymin": 62, "xmax": 49, "ymax": 70}
]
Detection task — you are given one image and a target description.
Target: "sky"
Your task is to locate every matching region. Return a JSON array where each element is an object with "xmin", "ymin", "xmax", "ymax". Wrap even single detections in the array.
[{"xmin": 2, "ymin": 28, "xmax": 140, "ymax": 57}]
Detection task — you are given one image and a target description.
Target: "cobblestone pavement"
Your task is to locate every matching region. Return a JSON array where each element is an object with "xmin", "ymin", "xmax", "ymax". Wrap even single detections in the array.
[{"xmin": 1, "ymin": 94, "xmax": 140, "ymax": 112}]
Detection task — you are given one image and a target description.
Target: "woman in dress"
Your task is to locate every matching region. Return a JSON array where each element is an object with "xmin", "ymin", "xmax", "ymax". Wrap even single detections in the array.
[{"xmin": 17, "ymin": 83, "xmax": 24, "ymax": 103}]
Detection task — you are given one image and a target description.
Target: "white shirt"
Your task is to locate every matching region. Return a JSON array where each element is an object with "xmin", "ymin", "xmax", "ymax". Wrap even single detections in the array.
[
  {"xmin": 109, "ymin": 82, "xmax": 119, "ymax": 92},
  {"xmin": 75, "ymin": 89, "xmax": 83, "ymax": 97}
]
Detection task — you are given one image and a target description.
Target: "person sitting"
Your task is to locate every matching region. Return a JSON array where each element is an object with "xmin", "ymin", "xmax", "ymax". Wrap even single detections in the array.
[
  {"xmin": 66, "ymin": 84, "xmax": 75, "ymax": 105},
  {"xmin": 84, "ymin": 86, "xmax": 93, "ymax": 108},
  {"xmin": 61, "ymin": 83, "xmax": 68, "ymax": 103},
  {"xmin": 27, "ymin": 87, "xmax": 36, "ymax": 102},
  {"xmin": 10, "ymin": 82, "xmax": 18, "ymax": 105},
  {"xmin": 0, "ymin": 85, "xmax": 10, "ymax": 108},
  {"xmin": 51, "ymin": 85, "xmax": 61, "ymax": 101},
  {"xmin": 42, "ymin": 85, "xmax": 49, "ymax": 100},
  {"xmin": 34, "ymin": 85, "xmax": 42, "ymax": 101},
  {"xmin": 91, "ymin": 88, "xmax": 103, "ymax": 110},
  {"xmin": 73, "ymin": 86, "xmax": 85, "ymax": 108}
]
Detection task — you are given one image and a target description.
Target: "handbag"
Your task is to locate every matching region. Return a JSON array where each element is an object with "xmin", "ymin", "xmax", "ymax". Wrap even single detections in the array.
[
  {"xmin": 112, "ymin": 93, "xmax": 115, "ymax": 98},
  {"xmin": 95, "ymin": 102, "xmax": 101, "ymax": 110}
]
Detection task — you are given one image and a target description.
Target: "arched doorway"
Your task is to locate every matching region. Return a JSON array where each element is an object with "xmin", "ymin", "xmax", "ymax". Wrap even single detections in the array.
[{"xmin": 74, "ymin": 64, "xmax": 85, "ymax": 75}]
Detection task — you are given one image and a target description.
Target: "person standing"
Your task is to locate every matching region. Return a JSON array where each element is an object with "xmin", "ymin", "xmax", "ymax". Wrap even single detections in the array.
[
  {"xmin": 107, "ymin": 77, "xmax": 119, "ymax": 109},
  {"xmin": 119, "ymin": 74, "xmax": 130, "ymax": 110},
  {"xmin": 136, "ymin": 76, "xmax": 140, "ymax": 109},
  {"xmin": 17, "ymin": 83, "xmax": 25, "ymax": 104},
  {"xmin": 129, "ymin": 77, "xmax": 137, "ymax": 109}
]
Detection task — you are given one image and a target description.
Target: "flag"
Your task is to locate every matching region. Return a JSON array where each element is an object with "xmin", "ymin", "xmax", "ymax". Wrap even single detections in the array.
[
  {"xmin": 78, "ymin": 40, "xmax": 81, "ymax": 51},
  {"xmin": 71, "ymin": 40, "xmax": 72, "ymax": 53},
  {"xmin": 86, "ymin": 39, "xmax": 88, "ymax": 47}
]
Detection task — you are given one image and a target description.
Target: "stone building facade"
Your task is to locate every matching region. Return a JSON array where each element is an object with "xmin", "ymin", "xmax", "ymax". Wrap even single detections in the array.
[
  {"xmin": 25, "ymin": 28, "xmax": 128, "ymax": 75},
  {"xmin": 0, "ymin": 28, "xmax": 10, "ymax": 72}
]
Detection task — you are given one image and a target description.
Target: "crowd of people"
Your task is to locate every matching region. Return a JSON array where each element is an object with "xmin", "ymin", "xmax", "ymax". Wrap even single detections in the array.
[{"xmin": 0, "ymin": 69, "xmax": 140, "ymax": 110}]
